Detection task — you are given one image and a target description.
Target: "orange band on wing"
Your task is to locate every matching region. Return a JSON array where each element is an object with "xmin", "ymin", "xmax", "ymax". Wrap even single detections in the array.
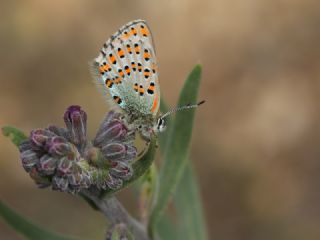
[{"xmin": 151, "ymin": 95, "xmax": 159, "ymax": 113}]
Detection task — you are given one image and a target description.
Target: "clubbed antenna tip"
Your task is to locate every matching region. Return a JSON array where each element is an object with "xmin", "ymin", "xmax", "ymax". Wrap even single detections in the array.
[{"xmin": 198, "ymin": 100, "xmax": 205, "ymax": 105}]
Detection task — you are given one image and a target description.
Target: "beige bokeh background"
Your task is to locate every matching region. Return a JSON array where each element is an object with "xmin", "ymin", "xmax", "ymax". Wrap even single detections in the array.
[{"xmin": 1, "ymin": 1, "xmax": 320, "ymax": 239}]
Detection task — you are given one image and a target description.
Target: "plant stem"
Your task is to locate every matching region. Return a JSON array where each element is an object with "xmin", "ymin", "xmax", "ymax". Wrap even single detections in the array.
[{"xmin": 81, "ymin": 190, "xmax": 149, "ymax": 240}]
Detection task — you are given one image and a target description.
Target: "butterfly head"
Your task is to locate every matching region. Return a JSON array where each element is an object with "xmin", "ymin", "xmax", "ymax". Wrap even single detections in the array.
[{"xmin": 154, "ymin": 117, "xmax": 166, "ymax": 133}]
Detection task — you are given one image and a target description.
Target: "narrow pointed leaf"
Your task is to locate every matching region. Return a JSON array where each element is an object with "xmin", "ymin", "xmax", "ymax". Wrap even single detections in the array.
[
  {"xmin": 157, "ymin": 216, "xmax": 180, "ymax": 240},
  {"xmin": 0, "ymin": 200, "xmax": 75, "ymax": 240},
  {"xmin": 175, "ymin": 164, "xmax": 208, "ymax": 240},
  {"xmin": 158, "ymin": 99, "xmax": 208, "ymax": 240},
  {"xmin": 2, "ymin": 126, "xmax": 27, "ymax": 147},
  {"xmin": 149, "ymin": 65, "xmax": 203, "ymax": 236}
]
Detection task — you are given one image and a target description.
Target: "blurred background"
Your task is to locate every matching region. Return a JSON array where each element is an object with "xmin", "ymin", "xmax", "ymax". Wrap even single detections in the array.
[{"xmin": 1, "ymin": 0, "xmax": 320, "ymax": 239}]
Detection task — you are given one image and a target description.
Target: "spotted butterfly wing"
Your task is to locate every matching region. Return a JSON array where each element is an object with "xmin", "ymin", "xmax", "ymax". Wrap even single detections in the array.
[{"xmin": 92, "ymin": 20, "xmax": 160, "ymax": 118}]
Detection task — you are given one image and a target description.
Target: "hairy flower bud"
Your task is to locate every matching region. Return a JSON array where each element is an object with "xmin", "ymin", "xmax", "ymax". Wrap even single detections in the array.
[
  {"xmin": 38, "ymin": 154, "xmax": 57, "ymax": 175},
  {"xmin": 122, "ymin": 145, "xmax": 137, "ymax": 162},
  {"xmin": 57, "ymin": 157, "xmax": 73, "ymax": 175},
  {"xmin": 109, "ymin": 161, "xmax": 133, "ymax": 180},
  {"xmin": 106, "ymin": 173, "xmax": 123, "ymax": 190},
  {"xmin": 52, "ymin": 176, "xmax": 69, "ymax": 192},
  {"xmin": 64, "ymin": 105, "xmax": 87, "ymax": 151},
  {"xmin": 20, "ymin": 149, "xmax": 38, "ymax": 171},
  {"xmin": 47, "ymin": 125, "xmax": 69, "ymax": 139},
  {"xmin": 94, "ymin": 120, "xmax": 128, "ymax": 147},
  {"xmin": 101, "ymin": 143, "xmax": 127, "ymax": 161},
  {"xmin": 30, "ymin": 129, "xmax": 55, "ymax": 149},
  {"xmin": 46, "ymin": 136, "xmax": 72, "ymax": 157}
]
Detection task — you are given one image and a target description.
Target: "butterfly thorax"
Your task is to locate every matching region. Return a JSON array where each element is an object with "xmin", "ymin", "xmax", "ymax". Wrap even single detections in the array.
[
  {"xmin": 123, "ymin": 109, "xmax": 158, "ymax": 141},
  {"xmin": 125, "ymin": 108, "xmax": 156, "ymax": 126}
]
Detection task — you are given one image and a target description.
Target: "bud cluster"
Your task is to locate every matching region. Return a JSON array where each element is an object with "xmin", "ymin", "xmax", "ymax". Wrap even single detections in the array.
[
  {"xmin": 93, "ymin": 111, "xmax": 136, "ymax": 190},
  {"xmin": 18, "ymin": 106, "xmax": 137, "ymax": 193}
]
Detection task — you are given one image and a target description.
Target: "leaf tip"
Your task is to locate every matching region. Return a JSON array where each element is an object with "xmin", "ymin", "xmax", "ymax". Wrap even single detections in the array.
[
  {"xmin": 2, "ymin": 125, "xmax": 10, "ymax": 137},
  {"xmin": 2, "ymin": 125, "xmax": 27, "ymax": 147},
  {"xmin": 193, "ymin": 64, "xmax": 202, "ymax": 73}
]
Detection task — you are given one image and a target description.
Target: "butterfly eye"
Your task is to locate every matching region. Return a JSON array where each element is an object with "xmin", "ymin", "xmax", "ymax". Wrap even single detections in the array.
[{"xmin": 157, "ymin": 118, "xmax": 166, "ymax": 132}]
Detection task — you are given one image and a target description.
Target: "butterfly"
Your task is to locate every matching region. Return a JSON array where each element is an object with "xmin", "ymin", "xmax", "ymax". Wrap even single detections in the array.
[{"xmin": 91, "ymin": 20, "xmax": 204, "ymax": 141}]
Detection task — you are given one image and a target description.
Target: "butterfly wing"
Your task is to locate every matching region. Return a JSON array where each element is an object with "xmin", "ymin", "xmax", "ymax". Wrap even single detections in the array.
[{"xmin": 92, "ymin": 20, "xmax": 160, "ymax": 117}]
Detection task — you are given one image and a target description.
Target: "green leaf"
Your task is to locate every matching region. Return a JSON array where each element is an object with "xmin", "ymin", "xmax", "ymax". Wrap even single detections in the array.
[
  {"xmin": 101, "ymin": 137, "xmax": 157, "ymax": 197},
  {"xmin": 159, "ymin": 98, "xmax": 208, "ymax": 240},
  {"xmin": 138, "ymin": 163, "xmax": 157, "ymax": 223},
  {"xmin": 2, "ymin": 126, "xmax": 27, "ymax": 147},
  {"xmin": 0, "ymin": 200, "xmax": 75, "ymax": 240},
  {"xmin": 157, "ymin": 215, "xmax": 179, "ymax": 240},
  {"xmin": 175, "ymin": 163, "xmax": 208, "ymax": 240},
  {"xmin": 149, "ymin": 65, "xmax": 203, "ymax": 236}
]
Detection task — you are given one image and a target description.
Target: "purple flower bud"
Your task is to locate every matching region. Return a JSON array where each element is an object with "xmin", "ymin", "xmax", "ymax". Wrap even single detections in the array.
[
  {"xmin": 101, "ymin": 143, "xmax": 127, "ymax": 161},
  {"xmin": 81, "ymin": 173, "xmax": 92, "ymax": 188},
  {"xmin": 105, "ymin": 173, "xmax": 123, "ymax": 190},
  {"xmin": 100, "ymin": 111, "xmax": 122, "ymax": 128},
  {"xmin": 109, "ymin": 161, "xmax": 133, "ymax": 180},
  {"xmin": 30, "ymin": 129, "xmax": 55, "ymax": 149},
  {"xmin": 38, "ymin": 154, "xmax": 57, "ymax": 175},
  {"xmin": 46, "ymin": 136, "xmax": 72, "ymax": 156},
  {"xmin": 122, "ymin": 145, "xmax": 137, "ymax": 162},
  {"xmin": 52, "ymin": 176, "xmax": 69, "ymax": 192},
  {"xmin": 63, "ymin": 105, "xmax": 87, "ymax": 149},
  {"xmin": 20, "ymin": 150, "xmax": 39, "ymax": 172},
  {"xmin": 57, "ymin": 157, "xmax": 73, "ymax": 175},
  {"xmin": 94, "ymin": 120, "xmax": 128, "ymax": 147},
  {"xmin": 67, "ymin": 173, "xmax": 82, "ymax": 186},
  {"xmin": 47, "ymin": 125, "xmax": 69, "ymax": 139},
  {"xmin": 19, "ymin": 140, "xmax": 32, "ymax": 152}
]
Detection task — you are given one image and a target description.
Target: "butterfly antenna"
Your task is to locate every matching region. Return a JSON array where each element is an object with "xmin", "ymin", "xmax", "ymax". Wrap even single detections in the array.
[{"xmin": 161, "ymin": 100, "xmax": 205, "ymax": 119}]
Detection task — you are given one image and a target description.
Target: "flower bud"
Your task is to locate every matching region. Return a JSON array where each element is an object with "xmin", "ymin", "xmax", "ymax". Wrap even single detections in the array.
[
  {"xmin": 67, "ymin": 173, "xmax": 82, "ymax": 186},
  {"xmin": 19, "ymin": 140, "xmax": 32, "ymax": 152},
  {"xmin": 100, "ymin": 111, "xmax": 122, "ymax": 129},
  {"xmin": 20, "ymin": 149, "xmax": 38, "ymax": 172},
  {"xmin": 94, "ymin": 120, "xmax": 128, "ymax": 147},
  {"xmin": 52, "ymin": 176, "xmax": 69, "ymax": 192},
  {"xmin": 57, "ymin": 157, "xmax": 73, "ymax": 175},
  {"xmin": 101, "ymin": 143, "xmax": 127, "ymax": 161},
  {"xmin": 46, "ymin": 136, "xmax": 72, "ymax": 156},
  {"xmin": 38, "ymin": 154, "xmax": 57, "ymax": 175},
  {"xmin": 64, "ymin": 105, "xmax": 87, "ymax": 150},
  {"xmin": 30, "ymin": 129, "xmax": 55, "ymax": 149},
  {"xmin": 79, "ymin": 172, "xmax": 92, "ymax": 188},
  {"xmin": 47, "ymin": 125, "xmax": 69, "ymax": 139},
  {"xmin": 109, "ymin": 161, "xmax": 133, "ymax": 180},
  {"xmin": 122, "ymin": 145, "xmax": 137, "ymax": 162},
  {"xmin": 106, "ymin": 173, "xmax": 123, "ymax": 190}
]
